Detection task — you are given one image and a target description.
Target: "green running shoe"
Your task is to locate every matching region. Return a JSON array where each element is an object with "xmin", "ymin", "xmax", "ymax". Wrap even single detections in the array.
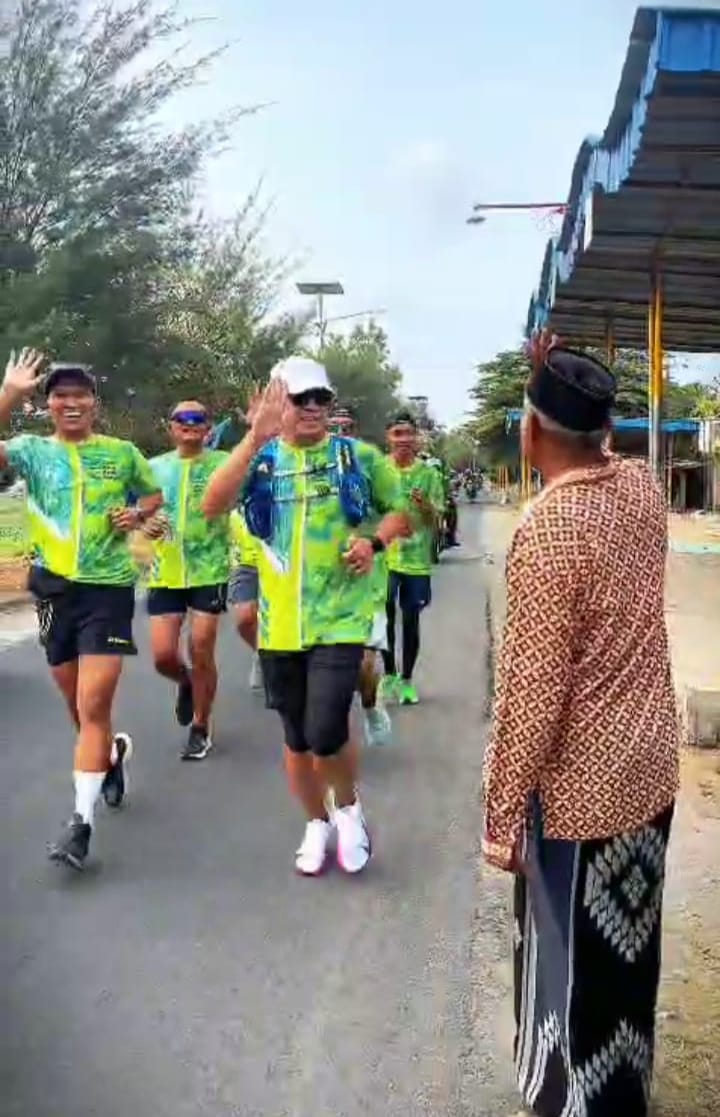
[
  {"xmin": 399, "ymin": 681, "xmax": 419, "ymax": 706},
  {"xmin": 378, "ymin": 673, "xmax": 400, "ymax": 704}
]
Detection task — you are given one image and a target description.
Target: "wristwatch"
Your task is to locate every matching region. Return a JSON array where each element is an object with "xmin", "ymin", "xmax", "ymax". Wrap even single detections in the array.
[{"xmin": 371, "ymin": 535, "xmax": 386, "ymax": 554}]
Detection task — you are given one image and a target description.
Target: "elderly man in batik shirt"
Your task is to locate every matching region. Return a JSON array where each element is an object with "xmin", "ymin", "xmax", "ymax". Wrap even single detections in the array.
[{"xmin": 483, "ymin": 340, "xmax": 679, "ymax": 1117}]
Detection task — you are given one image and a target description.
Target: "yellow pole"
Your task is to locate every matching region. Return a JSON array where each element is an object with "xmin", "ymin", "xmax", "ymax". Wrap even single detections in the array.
[
  {"xmin": 653, "ymin": 274, "xmax": 664, "ymax": 481},
  {"xmin": 648, "ymin": 274, "xmax": 664, "ymax": 480},
  {"xmin": 647, "ymin": 291, "xmax": 655, "ymax": 473}
]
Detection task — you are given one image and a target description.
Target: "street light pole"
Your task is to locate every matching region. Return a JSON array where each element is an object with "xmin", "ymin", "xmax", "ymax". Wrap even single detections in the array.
[{"xmin": 296, "ymin": 281, "xmax": 344, "ymax": 351}]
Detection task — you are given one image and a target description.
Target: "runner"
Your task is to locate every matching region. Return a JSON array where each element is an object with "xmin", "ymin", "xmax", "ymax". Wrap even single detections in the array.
[
  {"xmin": 381, "ymin": 411, "xmax": 445, "ymax": 706},
  {"xmin": 0, "ymin": 351, "xmax": 162, "ymax": 869},
  {"xmin": 328, "ymin": 405, "xmax": 392, "ymax": 747},
  {"xmin": 143, "ymin": 401, "xmax": 230, "ymax": 760},
  {"xmin": 203, "ymin": 357, "xmax": 407, "ymax": 875}
]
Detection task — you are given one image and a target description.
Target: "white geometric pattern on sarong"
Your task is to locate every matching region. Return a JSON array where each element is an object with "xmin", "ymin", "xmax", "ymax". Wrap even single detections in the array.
[
  {"xmin": 570, "ymin": 1019, "xmax": 652, "ymax": 1110},
  {"xmin": 527, "ymin": 1013, "xmax": 564, "ymax": 1107},
  {"xmin": 582, "ymin": 823, "xmax": 667, "ymax": 963}
]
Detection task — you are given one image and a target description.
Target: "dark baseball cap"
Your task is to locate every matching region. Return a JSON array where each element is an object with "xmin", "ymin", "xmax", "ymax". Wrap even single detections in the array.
[
  {"xmin": 386, "ymin": 410, "xmax": 418, "ymax": 429},
  {"xmin": 43, "ymin": 363, "xmax": 97, "ymax": 398}
]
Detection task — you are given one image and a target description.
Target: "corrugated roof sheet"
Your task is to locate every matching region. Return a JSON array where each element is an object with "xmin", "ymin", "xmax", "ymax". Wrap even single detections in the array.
[{"xmin": 526, "ymin": 7, "xmax": 720, "ymax": 352}]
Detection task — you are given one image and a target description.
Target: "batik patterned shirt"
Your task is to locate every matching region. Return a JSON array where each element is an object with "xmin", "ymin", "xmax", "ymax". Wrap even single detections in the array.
[{"xmin": 482, "ymin": 456, "xmax": 680, "ymax": 869}]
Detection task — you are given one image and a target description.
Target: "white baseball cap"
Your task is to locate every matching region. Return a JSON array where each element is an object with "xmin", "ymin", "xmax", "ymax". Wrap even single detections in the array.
[{"xmin": 270, "ymin": 356, "xmax": 334, "ymax": 398}]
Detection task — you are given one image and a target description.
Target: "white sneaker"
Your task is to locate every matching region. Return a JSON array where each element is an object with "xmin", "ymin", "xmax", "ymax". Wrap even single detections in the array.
[
  {"xmin": 363, "ymin": 706, "xmax": 392, "ymax": 747},
  {"xmin": 248, "ymin": 654, "xmax": 263, "ymax": 690},
  {"xmin": 335, "ymin": 800, "xmax": 372, "ymax": 874},
  {"xmin": 295, "ymin": 819, "xmax": 332, "ymax": 876}
]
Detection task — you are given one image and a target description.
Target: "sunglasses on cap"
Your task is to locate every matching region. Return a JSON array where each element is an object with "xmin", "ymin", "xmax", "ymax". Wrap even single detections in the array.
[
  {"xmin": 289, "ymin": 389, "xmax": 334, "ymax": 408},
  {"xmin": 171, "ymin": 409, "xmax": 208, "ymax": 426}
]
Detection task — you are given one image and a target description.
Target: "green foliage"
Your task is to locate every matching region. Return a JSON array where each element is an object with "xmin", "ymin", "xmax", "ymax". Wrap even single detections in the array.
[
  {"xmin": 318, "ymin": 322, "xmax": 403, "ymax": 446},
  {"xmin": 0, "ymin": 0, "xmax": 252, "ymax": 266},
  {"xmin": 437, "ymin": 428, "xmax": 479, "ymax": 470},
  {"xmin": 0, "ymin": 0, "xmax": 302, "ymax": 449},
  {"xmin": 1, "ymin": 1, "xmax": 414, "ymax": 455},
  {"xmin": 467, "ymin": 344, "xmax": 720, "ymax": 466}
]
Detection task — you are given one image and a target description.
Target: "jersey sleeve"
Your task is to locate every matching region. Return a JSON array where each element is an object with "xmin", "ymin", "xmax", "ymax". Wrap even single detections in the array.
[
  {"xmin": 3, "ymin": 434, "xmax": 38, "ymax": 480},
  {"xmin": 128, "ymin": 444, "xmax": 161, "ymax": 497},
  {"xmin": 365, "ymin": 446, "xmax": 403, "ymax": 515}
]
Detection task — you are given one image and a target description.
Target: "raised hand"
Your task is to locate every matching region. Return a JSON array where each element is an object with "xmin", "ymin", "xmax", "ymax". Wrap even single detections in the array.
[
  {"xmin": 3, "ymin": 348, "xmax": 47, "ymax": 398},
  {"xmin": 250, "ymin": 378, "xmax": 287, "ymax": 447}
]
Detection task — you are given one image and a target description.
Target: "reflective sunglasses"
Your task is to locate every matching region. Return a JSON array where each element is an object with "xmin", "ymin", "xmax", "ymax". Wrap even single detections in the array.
[
  {"xmin": 171, "ymin": 409, "xmax": 208, "ymax": 426},
  {"xmin": 289, "ymin": 389, "xmax": 333, "ymax": 409}
]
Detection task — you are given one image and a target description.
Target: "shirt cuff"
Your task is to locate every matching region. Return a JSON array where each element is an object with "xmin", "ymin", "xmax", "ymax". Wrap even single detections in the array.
[{"xmin": 481, "ymin": 832, "xmax": 515, "ymax": 872}]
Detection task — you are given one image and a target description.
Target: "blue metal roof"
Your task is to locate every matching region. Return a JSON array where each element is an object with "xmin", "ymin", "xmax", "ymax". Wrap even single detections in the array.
[
  {"xmin": 526, "ymin": 7, "xmax": 720, "ymax": 352},
  {"xmin": 505, "ymin": 409, "xmax": 700, "ymax": 433}
]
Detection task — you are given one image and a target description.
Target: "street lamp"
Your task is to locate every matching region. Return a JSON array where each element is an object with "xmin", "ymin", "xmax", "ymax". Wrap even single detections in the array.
[
  {"xmin": 296, "ymin": 281, "xmax": 344, "ymax": 349},
  {"xmin": 325, "ymin": 308, "xmax": 386, "ymax": 328}
]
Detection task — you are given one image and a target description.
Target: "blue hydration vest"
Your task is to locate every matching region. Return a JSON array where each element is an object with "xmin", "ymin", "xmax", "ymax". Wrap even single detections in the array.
[{"xmin": 243, "ymin": 436, "xmax": 370, "ymax": 543}]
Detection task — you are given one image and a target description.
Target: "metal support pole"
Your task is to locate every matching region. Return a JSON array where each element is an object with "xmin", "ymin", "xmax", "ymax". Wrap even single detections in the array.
[
  {"xmin": 605, "ymin": 319, "xmax": 615, "ymax": 365},
  {"xmin": 648, "ymin": 274, "xmax": 664, "ymax": 480},
  {"xmin": 317, "ymin": 293, "xmax": 326, "ymax": 350}
]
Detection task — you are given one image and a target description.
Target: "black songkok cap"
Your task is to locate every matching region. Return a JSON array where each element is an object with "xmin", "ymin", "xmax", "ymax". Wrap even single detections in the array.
[{"xmin": 527, "ymin": 348, "xmax": 615, "ymax": 433}]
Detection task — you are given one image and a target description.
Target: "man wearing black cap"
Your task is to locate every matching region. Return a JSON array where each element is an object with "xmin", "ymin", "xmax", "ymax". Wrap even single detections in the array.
[
  {"xmin": 382, "ymin": 410, "xmax": 445, "ymax": 706},
  {"xmin": 483, "ymin": 338, "xmax": 679, "ymax": 1117},
  {"xmin": 0, "ymin": 349, "xmax": 162, "ymax": 870}
]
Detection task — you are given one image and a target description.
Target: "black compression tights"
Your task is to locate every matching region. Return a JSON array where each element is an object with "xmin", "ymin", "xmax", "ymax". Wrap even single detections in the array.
[{"xmin": 383, "ymin": 598, "xmax": 421, "ymax": 681}]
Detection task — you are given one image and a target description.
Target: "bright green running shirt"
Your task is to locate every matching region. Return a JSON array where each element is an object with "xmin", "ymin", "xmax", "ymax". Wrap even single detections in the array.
[
  {"xmin": 247, "ymin": 437, "xmax": 402, "ymax": 651},
  {"xmin": 148, "ymin": 449, "xmax": 231, "ymax": 588},
  {"xmin": 369, "ymin": 551, "xmax": 388, "ymax": 611},
  {"xmin": 229, "ymin": 509, "xmax": 259, "ymax": 569},
  {"xmin": 4, "ymin": 433, "xmax": 158, "ymax": 584},
  {"xmin": 387, "ymin": 457, "xmax": 445, "ymax": 576}
]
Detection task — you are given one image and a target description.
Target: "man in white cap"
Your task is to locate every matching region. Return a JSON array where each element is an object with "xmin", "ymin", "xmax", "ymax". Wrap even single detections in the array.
[{"xmin": 203, "ymin": 357, "xmax": 407, "ymax": 875}]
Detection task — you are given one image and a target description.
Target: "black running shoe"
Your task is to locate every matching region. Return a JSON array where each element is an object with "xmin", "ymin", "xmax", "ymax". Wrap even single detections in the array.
[
  {"xmin": 175, "ymin": 677, "xmax": 194, "ymax": 727},
  {"xmin": 181, "ymin": 725, "xmax": 213, "ymax": 761},
  {"xmin": 101, "ymin": 732, "xmax": 133, "ymax": 808},
  {"xmin": 48, "ymin": 813, "xmax": 91, "ymax": 870}
]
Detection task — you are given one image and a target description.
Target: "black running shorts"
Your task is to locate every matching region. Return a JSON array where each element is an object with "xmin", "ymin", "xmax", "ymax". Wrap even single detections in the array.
[
  {"xmin": 260, "ymin": 644, "xmax": 364, "ymax": 757},
  {"xmin": 146, "ymin": 583, "xmax": 228, "ymax": 616},
  {"xmin": 29, "ymin": 567, "xmax": 137, "ymax": 668}
]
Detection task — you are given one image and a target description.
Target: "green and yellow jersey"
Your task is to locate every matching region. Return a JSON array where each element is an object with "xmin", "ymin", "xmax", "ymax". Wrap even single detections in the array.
[
  {"xmin": 147, "ymin": 449, "xmax": 230, "ymax": 589},
  {"xmin": 246, "ymin": 437, "xmax": 401, "ymax": 651},
  {"xmin": 230, "ymin": 508, "xmax": 259, "ymax": 569},
  {"xmin": 4, "ymin": 433, "xmax": 158, "ymax": 584},
  {"xmin": 387, "ymin": 457, "xmax": 445, "ymax": 576}
]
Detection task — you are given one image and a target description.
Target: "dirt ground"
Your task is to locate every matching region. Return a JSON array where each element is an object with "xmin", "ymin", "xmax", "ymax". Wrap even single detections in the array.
[{"xmin": 480, "ymin": 503, "xmax": 720, "ymax": 1116}]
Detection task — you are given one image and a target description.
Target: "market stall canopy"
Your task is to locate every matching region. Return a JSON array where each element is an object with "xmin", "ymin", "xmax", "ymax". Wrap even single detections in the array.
[{"xmin": 526, "ymin": 7, "xmax": 720, "ymax": 352}]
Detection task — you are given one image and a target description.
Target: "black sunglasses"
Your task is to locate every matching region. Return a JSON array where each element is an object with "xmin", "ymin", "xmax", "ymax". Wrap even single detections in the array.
[
  {"xmin": 289, "ymin": 389, "xmax": 333, "ymax": 408},
  {"xmin": 171, "ymin": 409, "xmax": 208, "ymax": 425}
]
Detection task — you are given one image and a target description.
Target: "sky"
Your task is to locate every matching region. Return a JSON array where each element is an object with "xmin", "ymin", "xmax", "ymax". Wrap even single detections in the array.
[{"xmin": 164, "ymin": 0, "xmax": 719, "ymax": 424}]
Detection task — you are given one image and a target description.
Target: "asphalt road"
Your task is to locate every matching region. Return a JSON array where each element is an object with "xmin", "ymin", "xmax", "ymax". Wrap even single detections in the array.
[{"xmin": 1, "ymin": 507, "xmax": 515, "ymax": 1117}]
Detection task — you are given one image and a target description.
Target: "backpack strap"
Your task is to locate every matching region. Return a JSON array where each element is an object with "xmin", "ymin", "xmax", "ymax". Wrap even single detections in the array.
[{"xmin": 242, "ymin": 439, "xmax": 278, "ymax": 542}]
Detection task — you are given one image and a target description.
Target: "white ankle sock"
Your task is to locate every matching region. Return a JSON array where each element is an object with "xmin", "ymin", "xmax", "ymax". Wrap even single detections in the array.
[{"xmin": 73, "ymin": 771, "xmax": 105, "ymax": 827}]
